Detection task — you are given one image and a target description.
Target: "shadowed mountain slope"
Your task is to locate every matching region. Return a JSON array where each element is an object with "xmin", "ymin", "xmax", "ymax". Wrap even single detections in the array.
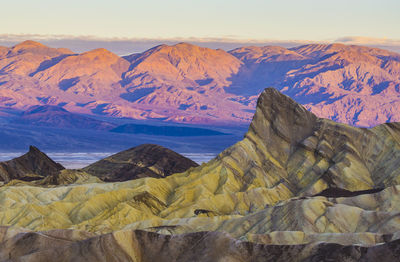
[
  {"xmin": 14, "ymin": 105, "xmax": 116, "ymax": 130},
  {"xmin": 0, "ymin": 40, "xmax": 73, "ymax": 76},
  {"xmin": 0, "ymin": 146, "xmax": 64, "ymax": 182},
  {"xmin": 83, "ymin": 144, "xmax": 199, "ymax": 181},
  {"xmin": 33, "ymin": 48, "xmax": 130, "ymax": 97}
]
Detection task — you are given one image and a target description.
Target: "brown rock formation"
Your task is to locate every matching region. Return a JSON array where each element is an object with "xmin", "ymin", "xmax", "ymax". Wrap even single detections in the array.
[
  {"xmin": 0, "ymin": 146, "xmax": 64, "ymax": 182},
  {"xmin": 1, "ymin": 229, "xmax": 400, "ymax": 262},
  {"xmin": 83, "ymin": 144, "xmax": 199, "ymax": 182}
]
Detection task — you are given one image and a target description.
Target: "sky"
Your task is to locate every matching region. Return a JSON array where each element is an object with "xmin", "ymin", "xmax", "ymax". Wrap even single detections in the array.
[{"xmin": 1, "ymin": 0, "xmax": 400, "ymax": 54}]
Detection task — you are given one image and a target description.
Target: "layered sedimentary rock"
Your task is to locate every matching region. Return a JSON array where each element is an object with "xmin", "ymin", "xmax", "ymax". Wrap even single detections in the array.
[
  {"xmin": 0, "ymin": 88, "xmax": 399, "ymax": 260},
  {"xmin": 5, "ymin": 169, "xmax": 102, "ymax": 187},
  {"xmin": 83, "ymin": 144, "xmax": 199, "ymax": 181},
  {"xmin": 214, "ymin": 87, "xmax": 400, "ymax": 197},
  {"xmin": 2, "ymin": 228, "xmax": 400, "ymax": 262},
  {"xmin": 0, "ymin": 146, "xmax": 64, "ymax": 182}
]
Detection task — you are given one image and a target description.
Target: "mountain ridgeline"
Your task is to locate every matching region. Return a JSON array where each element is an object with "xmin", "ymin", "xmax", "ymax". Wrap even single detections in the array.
[
  {"xmin": 0, "ymin": 144, "xmax": 199, "ymax": 184},
  {"xmin": 0, "ymin": 145, "xmax": 64, "ymax": 182},
  {"xmin": 83, "ymin": 144, "xmax": 199, "ymax": 181},
  {"xmin": 0, "ymin": 40, "xmax": 399, "ymax": 126},
  {"xmin": 0, "ymin": 88, "xmax": 400, "ymax": 261}
]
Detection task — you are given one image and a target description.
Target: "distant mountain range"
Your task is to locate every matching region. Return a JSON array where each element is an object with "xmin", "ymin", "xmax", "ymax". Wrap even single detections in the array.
[{"xmin": 0, "ymin": 40, "xmax": 399, "ymax": 126}]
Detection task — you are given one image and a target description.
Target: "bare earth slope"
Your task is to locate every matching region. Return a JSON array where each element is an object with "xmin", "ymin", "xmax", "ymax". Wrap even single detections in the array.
[
  {"xmin": 0, "ymin": 146, "xmax": 64, "ymax": 182},
  {"xmin": 1, "ymin": 228, "xmax": 400, "ymax": 262},
  {"xmin": 1, "ymin": 41, "xmax": 399, "ymax": 126},
  {"xmin": 83, "ymin": 144, "xmax": 199, "ymax": 181},
  {"xmin": 0, "ymin": 89, "xmax": 400, "ymax": 260}
]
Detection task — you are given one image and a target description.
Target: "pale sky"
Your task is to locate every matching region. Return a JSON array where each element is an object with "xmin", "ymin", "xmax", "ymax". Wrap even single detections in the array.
[{"xmin": 2, "ymin": 0, "xmax": 399, "ymax": 40}]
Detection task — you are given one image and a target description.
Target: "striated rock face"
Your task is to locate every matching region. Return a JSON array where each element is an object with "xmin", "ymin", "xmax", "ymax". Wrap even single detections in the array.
[
  {"xmin": 1, "ymin": 41, "xmax": 400, "ymax": 126},
  {"xmin": 222, "ymin": 88, "xmax": 400, "ymax": 196},
  {"xmin": 0, "ymin": 88, "xmax": 399, "ymax": 260},
  {"xmin": 83, "ymin": 144, "xmax": 199, "ymax": 181},
  {"xmin": 0, "ymin": 146, "xmax": 64, "ymax": 182},
  {"xmin": 1, "ymin": 228, "xmax": 400, "ymax": 262},
  {"xmin": 5, "ymin": 169, "xmax": 103, "ymax": 187}
]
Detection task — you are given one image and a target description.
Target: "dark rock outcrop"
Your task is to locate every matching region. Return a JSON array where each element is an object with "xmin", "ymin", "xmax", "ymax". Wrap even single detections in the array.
[
  {"xmin": 83, "ymin": 144, "xmax": 199, "ymax": 182},
  {"xmin": 2, "ymin": 229, "xmax": 400, "ymax": 262},
  {"xmin": 0, "ymin": 146, "xmax": 64, "ymax": 182}
]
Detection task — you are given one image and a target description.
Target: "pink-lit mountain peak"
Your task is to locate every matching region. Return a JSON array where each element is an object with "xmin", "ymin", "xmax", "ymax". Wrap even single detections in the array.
[
  {"xmin": 0, "ymin": 40, "xmax": 400, "ymax": 126},
  {"xmin": 10, "ymin": 40, "xmax": 73, "ymax": 56},
  {"xmin": 123, "ymin": 42, "xmax": 242, "ymax": 90}
]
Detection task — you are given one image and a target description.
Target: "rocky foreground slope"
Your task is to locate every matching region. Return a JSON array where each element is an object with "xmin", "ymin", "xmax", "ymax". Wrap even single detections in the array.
[
  {"xmin": 1, "ymin": 41, "xmax": 399, "ymax": 126},
  {"xmin": 0, "ymin": 88, "xmax": 400, "ymax": 261}
]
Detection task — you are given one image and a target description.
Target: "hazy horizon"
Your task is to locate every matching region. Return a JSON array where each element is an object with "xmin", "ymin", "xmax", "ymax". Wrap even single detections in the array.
[
  {"xmin": 1, "ymin": 0, "xmax": 399, "ymax": 54},
  {"xmin": 1, "ymin": 34, "xmax": 400, "ymax": 55}
]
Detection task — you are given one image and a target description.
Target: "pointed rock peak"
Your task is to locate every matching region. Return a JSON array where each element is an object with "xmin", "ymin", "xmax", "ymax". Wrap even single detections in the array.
[
  {"xmin": 0, "ymin": 146, "xmax": 64, "ymax": 182},
  {"xmin": 28, "ymin": 145, "xmax": 40, "ymax": 153},
  {"xmin": 25, "ymin": 146, "xmax": 57, "ymax": 162},
  {"xmin": 248, "ymin": 88, "xmax": 317, "ymax": 145}
]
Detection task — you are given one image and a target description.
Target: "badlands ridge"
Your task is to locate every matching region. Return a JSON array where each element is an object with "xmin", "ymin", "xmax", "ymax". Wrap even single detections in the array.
[{"xmin": 0, "ymin": 89, "xmax": 399, "ymax": 261}]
